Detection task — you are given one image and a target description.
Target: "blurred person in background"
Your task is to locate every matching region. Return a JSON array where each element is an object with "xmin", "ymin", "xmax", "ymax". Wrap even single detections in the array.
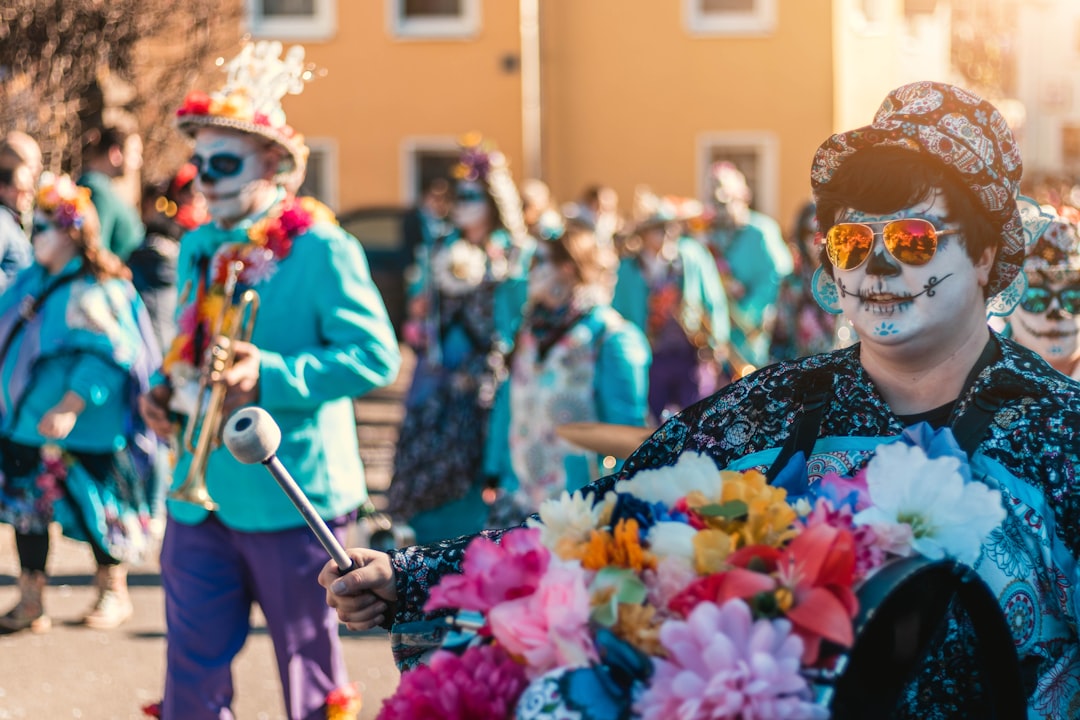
[
  {"xmin": 0, "ymin": 176, "xmax": 159, "ymax": 634},
  {"xmin": 612, "ymin": 190, "xmax": 728, "ymax": 423},
  {"xmin": 388, "ymin": 134, "xmax": 533, "ymax": 544},
  {"xmin": 1006, "ymin": 208, "xmax": 1080, "ymax": 379},
  {"xmin": 484, "ymin": 220, "xmax": 650, "ymax": 524},
  {"xmin": 706, "ymin": 161, "xmax": 793, "ymax": 368},
  {"xmin": 129, "ymin": 162, "xmax": 207, "ymax": 351},
  {"xmin": 78, "ymin": 126, "xmax": 145, "ymax": 262},
  {"xmin": 0, "ymin": 141, "xmax": 35, "ymax": 291},
  {"xmin": 769, "ymin": 199, "xmax": 845, "ymax": 360}
]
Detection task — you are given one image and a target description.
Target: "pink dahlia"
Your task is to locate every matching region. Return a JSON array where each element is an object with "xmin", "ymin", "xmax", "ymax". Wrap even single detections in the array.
[
  {"xmin": 636, "ymin": 600, "xmax": 827, "ymax": 720},
  {"xmin": 376, "ymin": 645, "xmax": 527, "ymax": 720},
  {"xmin": 425, "ymin": 527, "xmax": 550, "ymax": 614}
]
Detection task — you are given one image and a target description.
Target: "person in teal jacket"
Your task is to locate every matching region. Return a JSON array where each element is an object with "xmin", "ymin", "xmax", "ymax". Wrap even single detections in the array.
[
  {"xmin": 706, "ymin": 162, "xmax": 794, "ymax": 369},
  {"xmin": 612, "ymin": 192, "xmax": 729, "ymax": 423},
  {"xmin": 484, "ymin": 221, "xmax": 651, "ymax": 523},
  {"xmin": 387, "ymin": 134, "xmax": 534, "ymax": 545},
  {"xmin": 0, "ymin": 175, "xmax": 160, "ymax": 635},
  {"xmin": 77, "ymin": 125, "xmax": 145, "ymax": 262},
  {"xmin": 137, "ymin": 42, "xmax": 401, "ymax": 720}
]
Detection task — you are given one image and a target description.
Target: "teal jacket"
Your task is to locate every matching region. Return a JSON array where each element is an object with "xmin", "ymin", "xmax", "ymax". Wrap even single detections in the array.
[
  {"xmin": 710, "ymin": 209, "xmax": 793, "ymax": 366},
  {"xmin": 77, "ymin": 171, "xmax": 145, "ymax": 262},
  {"xmin": 0, "ymin": 258, "xmax": 156, "ymax": 453},
  {"xmin": 612, "ymin": 235, "xmax": 730, "ymax": 353},
  {"xmin": 484, "ymin": 305, "xmax": 651, "ymax": 495},
  {"xmin": 163, "ymin": 203, "xmax": 401, "ymax": 532}
]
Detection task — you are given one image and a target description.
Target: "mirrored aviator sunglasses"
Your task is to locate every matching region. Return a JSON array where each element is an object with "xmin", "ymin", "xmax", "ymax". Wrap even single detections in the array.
[
  {"xmin": 1020, "ymin": 285, "xmax": 1080, "ymax": 315},
  {"xmin": 825, "ymin": 218, "xmax": 959, "ymax": 271}
]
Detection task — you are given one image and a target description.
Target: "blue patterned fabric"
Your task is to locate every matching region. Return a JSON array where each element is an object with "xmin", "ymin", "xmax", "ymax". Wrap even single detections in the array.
[{"xmin": 387, "ymin": 333, "xmax": 1080, "ymax": 717}]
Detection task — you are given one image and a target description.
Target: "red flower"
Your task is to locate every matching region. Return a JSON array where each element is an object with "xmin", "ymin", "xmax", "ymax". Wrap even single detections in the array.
[
  {"xmin": 140, "ymin": 702, "xmax": 162, "ymax": 718},
  {"xmin": 253, "ymin": 112, "xmax": 271, "ymax": 126},
  {"xmin": 278, "ymin": 201, "xmax": 315, "ymax": 238},
  {"xmin": 178, "ymin": 91, "xmax": 211, "ymax": 116},
  {"xmin": 668, "ymin": 565, "xmax": 775, "ymax": 618},
  {"xmin": 776, "ymin": 523, "xmax": 859, "ymax": 664}
]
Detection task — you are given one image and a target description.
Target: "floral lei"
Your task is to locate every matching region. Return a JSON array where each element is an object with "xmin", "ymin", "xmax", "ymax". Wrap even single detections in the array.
[{"xmin": 163, "ymin": 195, "xmax": 336, "ymax": 376}]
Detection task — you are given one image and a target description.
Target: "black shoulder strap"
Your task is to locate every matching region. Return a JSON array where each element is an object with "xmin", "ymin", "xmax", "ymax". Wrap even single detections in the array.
[
  {"xmin": 948, "ymin": 340, "xmax": 1030, "ymax": 458},
  {"xmin": 765, "ymin": 368, "xmax": 833, "ymax": 482}
]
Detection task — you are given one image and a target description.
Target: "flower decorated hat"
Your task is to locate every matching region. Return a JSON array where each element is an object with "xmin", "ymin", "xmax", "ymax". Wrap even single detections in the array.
[
  {"xmin": 453, "ymin": 133, "xmax": 528, "ymax": 243},
  {"xmin": 811, "ymin": 81, "xmax": 1036, "ymax": 314},
  {"xmin": 1023, "ymin": 208, "xmax": 1080, "ymax": 283},
  {"xmin": 176, "ymin": 41, "xmax": 314, "ymax": 183},
  {"xmin": 37, "ymin": 174, "xmax": 95, "ymax": 230}
]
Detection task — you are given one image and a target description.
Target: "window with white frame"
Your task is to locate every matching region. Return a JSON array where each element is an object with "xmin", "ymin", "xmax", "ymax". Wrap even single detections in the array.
[
  {"xmin": 401, "ymin": 138, "xmax": 460, "ymax": 204},
  {"xmin": 684, "ymin": 0, "xmax": 776, "ymax": 36},
  {"xmin": 389, "ymin": 0, "xmax": 480, "ymax": 39},
  {"xmin": 696, "ymin": 132, "xmax": 779, "ymax": 220},
  {"xmin": 296, "ymin": 138, "xmax": 339, "ymax": 211},
  {"xmin": 246, "ymin": 0, "xmax": 336, "ymax": 41}
]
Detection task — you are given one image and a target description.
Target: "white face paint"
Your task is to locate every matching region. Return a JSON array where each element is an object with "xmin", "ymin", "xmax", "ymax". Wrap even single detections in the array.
[
  {"xmin": 1009, "ymin": 273, "xmax": 1080, "ymax": 373},
  {"xmin": 833, "ymin": 192, "xmax": 992, "ymax": 356},
  {"xmin": 452, "ymin": 200, "xmax": 490, "ymax": 232},
  {"xmin": 32, "ymin": 217, "xmax": 76, "ymax": 273},
  {"xmin": 192, "ymin": 128, "xmax": 272, "ymax": 225}
]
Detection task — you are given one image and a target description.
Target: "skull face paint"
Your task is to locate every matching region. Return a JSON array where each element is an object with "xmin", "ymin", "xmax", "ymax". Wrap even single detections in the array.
[
  {"xmin": 1009, "ymin": 273, "xmax": 1080, "ymax": 374},
  {"xmin": 192, "ymin": 128, "xmax": 272, "ymax": 225},
  {"xmin": 832, "ymin": 191, "xmax": 993, "ymax": 355}
]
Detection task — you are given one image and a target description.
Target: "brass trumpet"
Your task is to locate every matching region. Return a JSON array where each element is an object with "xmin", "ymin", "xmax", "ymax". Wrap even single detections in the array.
[{"xmin": 170, "ymin": 261, "xmax": 260, "ymax": 510}]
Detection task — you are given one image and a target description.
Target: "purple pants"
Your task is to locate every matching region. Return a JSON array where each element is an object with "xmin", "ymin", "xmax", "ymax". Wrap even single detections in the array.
[
  {"xmin": 160, "ymin": 514, "xmax": 350, "ymax": 720},
  {"xmin": 648, "ymin": 342, "xmax": 719, "ymax": 422}
]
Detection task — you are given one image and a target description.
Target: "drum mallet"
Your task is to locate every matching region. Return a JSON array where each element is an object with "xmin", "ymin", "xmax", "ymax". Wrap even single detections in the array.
[{"xmin": 223, "ymin": 406, "xmax": 357, "ymax": 573}]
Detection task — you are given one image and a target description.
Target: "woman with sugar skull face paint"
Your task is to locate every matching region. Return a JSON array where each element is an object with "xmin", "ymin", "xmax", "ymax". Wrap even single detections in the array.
[
  {"xmin": 387, "ymin": 135, "xmax": 535, "ymax": 544},
  {"xmin": 1006, "ymin": 211, "xmax": 1080, "ymax": 378},
  {"xmin": 322, "ymin": 82, "xmax": 1080, "ymax": 718}
]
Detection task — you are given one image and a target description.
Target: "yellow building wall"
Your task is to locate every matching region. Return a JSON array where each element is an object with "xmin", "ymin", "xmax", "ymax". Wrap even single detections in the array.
[
  {"xmin": 541, "ymin": 1, "xmax": 835, "ymax": 233},
  {"xmin": 282, "ymin": 1, "xmax": 525, "ymax": 211}
]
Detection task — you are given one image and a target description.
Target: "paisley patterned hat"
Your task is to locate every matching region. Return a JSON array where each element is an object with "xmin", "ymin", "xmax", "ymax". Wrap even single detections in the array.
[
  {"xmin": 1024, "ymin": 209, "xmax": 1080, "ymax": 282},
  {"xmin": 811, "ymin": 81, "xmax": 1026, "ymax": 307}
]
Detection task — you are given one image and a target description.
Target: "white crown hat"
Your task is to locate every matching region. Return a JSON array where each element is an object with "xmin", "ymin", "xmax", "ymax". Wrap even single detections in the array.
[{"xmin": 175, "ymin": 41, "xmax": 314, "ymax": 183}]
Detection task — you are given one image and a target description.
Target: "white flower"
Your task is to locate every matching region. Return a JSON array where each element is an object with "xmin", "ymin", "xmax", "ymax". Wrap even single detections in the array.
[
  {"xmin": 853, "ymin": 442, "xmax": 1006, "ymax": 565},
  {"xmin": 646, "ymin": 521, "xmax": 698, "ymax": 564},
  {"xmin": 616, "ymin": 452, "xmax": 721, "ymax": 506},
  {"xmin": 432, "ymin": 239, "xmax": 487, "ymax": 296},
  {"xmin": 529, "ymin": 492, "xmax": 600, "ymax": 551}
]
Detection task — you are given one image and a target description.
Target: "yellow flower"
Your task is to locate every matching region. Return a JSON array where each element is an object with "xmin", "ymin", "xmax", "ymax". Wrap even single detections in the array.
[
  {"xmin": 613, "ymin": 603, "xmax": 665, "ymax": 657},
  {"xmin": 459, "ymin": 131, "xmax": 484, "ymax": 148},
  {"xmin": 248, "ymin": 218, "xmax": 270, "ymax": 246},
  {"xmin": 299, "ymin": 196, "xmax": 338, "ymax": 225},
  {"xmin": 690, "ymin": 470, "xmax": 797, "ymax": 549},
  {"xmin": 212, "ymin": 92, "xmax": 254, "ymax": 121},
  {"xmin": 693, "ymin": 528, "xmax": 734, "ymax": 574}
]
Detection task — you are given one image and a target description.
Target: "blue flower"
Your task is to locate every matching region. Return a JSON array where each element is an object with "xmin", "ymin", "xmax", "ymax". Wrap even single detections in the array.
[{"xmin": 897, "ymin": 422, "xmax": 972, "ymax": 483}]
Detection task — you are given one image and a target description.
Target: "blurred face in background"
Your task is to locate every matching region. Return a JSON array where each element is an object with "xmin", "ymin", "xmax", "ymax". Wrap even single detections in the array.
[
  {"xmin": 1010, "ymin": 271, "xmax": 1080, "ymax": 374},
  {"xmin": 31, "ymin": 214, "xmax": 77, "ymax": 273}
]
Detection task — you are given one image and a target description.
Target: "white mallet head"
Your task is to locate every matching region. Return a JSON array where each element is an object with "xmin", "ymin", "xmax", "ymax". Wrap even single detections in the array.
[{"xmin": 223, "ymin": 406, "xmax": 282, "ymax": 465}]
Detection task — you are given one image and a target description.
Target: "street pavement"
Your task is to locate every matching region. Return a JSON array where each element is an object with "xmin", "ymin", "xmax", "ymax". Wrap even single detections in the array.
[{"xmin": 0, "ymin": 349, "xmax": 416, "ymax": 720}]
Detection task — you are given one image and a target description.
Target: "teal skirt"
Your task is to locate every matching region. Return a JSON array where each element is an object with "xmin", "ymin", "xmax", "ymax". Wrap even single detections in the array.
[{"xmin": 0, "ymin": 438, "xmax": 152, "ymax": 563}]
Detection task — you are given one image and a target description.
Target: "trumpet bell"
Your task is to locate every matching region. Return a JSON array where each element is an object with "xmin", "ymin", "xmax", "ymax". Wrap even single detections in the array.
[{"xmin": 169, "ymin": 480, "xmax": 219, "ymax": 511}]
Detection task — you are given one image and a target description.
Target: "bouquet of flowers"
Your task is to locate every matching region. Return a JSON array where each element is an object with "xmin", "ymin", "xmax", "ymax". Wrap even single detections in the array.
[{"xmin": 377, "ymin": 424, "xmax": 1006, "ymax": 720}]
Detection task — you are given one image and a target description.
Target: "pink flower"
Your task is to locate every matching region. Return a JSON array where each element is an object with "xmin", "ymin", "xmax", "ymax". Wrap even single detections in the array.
[
  {"xmin": 643, "ymin": 556, "xmax": 699, "ymax": 614},
  {"xmin": 425, "ymin": 528, "xmax": 550, "ymax": 614},
  {"xmin": 636, "ymin": 600, "xmax": 827, "ymax": 720},
  {"xmin": 277, "ymin": 201, "xmax": 315, "ymax": 238},
  {"xmin": 487, "ymin": 559, "xmax": 598, "ymax": 676},
  {"xmin": 376, "ymin": 645, "xmax": 527, "ymax": 720}
]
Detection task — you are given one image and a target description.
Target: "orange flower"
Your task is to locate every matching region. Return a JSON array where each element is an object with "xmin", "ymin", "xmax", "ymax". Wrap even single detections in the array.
[
  {"xmin": 613, "ymin": 603, "xmax": 665, "ymax": 657},
  {"xmin": 580, "ymin": 519, "xmax": 654, "ymax": 573}
]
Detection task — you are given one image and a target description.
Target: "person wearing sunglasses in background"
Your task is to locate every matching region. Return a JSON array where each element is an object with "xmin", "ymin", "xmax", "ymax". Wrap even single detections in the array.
[
  {"xmin": 322, "ymin": 82, "xmax": 1080, "ymax": 717},
  {"xmin": 137, "ymin": 43, "xmax": 400, "ymax": 720},
  {"xmin": 1006, "ymin": 211, "xmax": 1080, "ymax": 379}
]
